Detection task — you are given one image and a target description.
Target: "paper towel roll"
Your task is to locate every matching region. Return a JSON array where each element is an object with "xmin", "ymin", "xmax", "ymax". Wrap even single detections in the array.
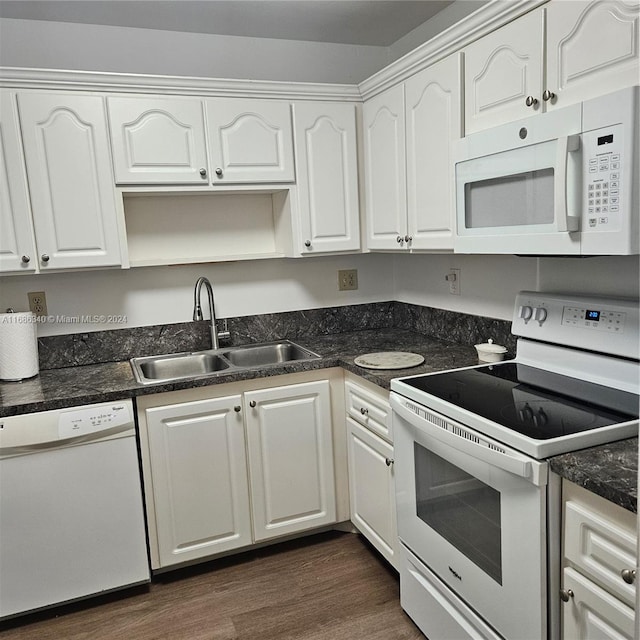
[{"xmin": 0, "ymin": 312, "xmax": 39, "ymax": 381}]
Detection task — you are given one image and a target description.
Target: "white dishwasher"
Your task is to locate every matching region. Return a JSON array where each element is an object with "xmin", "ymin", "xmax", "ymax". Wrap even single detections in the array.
[{"xmin": 0, "ymin": 399, "xmax": 150, "ymax": 619}]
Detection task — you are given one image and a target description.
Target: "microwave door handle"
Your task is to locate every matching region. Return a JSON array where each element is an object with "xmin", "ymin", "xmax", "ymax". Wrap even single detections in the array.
[{"xmin": 555, "ymin": 134, "xmax": 581, "ymax": 232}]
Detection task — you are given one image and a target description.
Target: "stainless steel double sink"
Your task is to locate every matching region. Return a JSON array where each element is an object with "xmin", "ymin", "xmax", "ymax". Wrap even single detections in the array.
[{"xmin": 131, "ymin": 340, "xmax": 321, "ymax": 384}]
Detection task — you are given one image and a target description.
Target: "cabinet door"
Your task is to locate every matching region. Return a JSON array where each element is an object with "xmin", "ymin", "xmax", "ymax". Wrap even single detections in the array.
[
  {"xmin": 292, "ymin": 102, "xmax": 360, "ymax": 254},
  {"xmin": 362, "ymin": 85, "xmax": 407, "ymax": 250},
  {"xmin": 562, "ymin": 567, "xmax": 635, "ymax": 640},
  {"xmin": 464, "ymin": 9, "xmax": 544, "ymax": 134},
  {"xmin": 347, "ymin": 418, "xmax": 397, "ymax": 568},
  {"xmin": 206, "ymin": 98, "xmax": 294, "ymax": 183},
  {"xmin": 546, "ymin": 0, "xmax": 640, "ymax": 111},
  {"xmin": 18, "ymin": 92, "xmax": 122, "ymax": 270},
  {"xmin": 0, "ymin": 91, "xmax": 36, "ymax": 274},
  {"xmin": 107, "ymin": 96, "xmax": 209, "ymax": 184},
  {"xmin": 405, "ymin": 53, "xmax": 461, "ymax": 251},
  {"xmin": 145, "ymin": 396, "xmax": 252, "ymax": 567},
  {"xmin": 245, "ymin": 381, "xmax": 336, "ymax": 541}
]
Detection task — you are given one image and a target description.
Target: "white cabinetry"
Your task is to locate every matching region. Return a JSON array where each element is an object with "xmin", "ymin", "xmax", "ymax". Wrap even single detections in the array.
[
  {"xmin": 363, "ymin": 53, "xmax": 461, "ymax": 252},
  {"xmin": 16, "ymin": 92, "xmax": 123, "ymax": 271},
  {"xmin": 245, "ymin": 381, "xmax": 336, "ymax": 541},
  {"xmin": 144, "ymin": 395, "xmax": 252, "ymax": 567},
  {"xmin": 464, "ymin": 1, "xmax": 640, "ymax": 134},
  {"xmin": 107, "ymin": 96, "xmax": 209, "ymax": 185},
  {"xmin": 545, "ymin": 0, "xmax": 640, "ymax": 111},
  {"xmin": 292, "ymin": 102, "xmax": 360, "ymax": 254},
  {"xmin": 206, "ymin": 98, "xmax": 294, "ymax": 184},
  {"xmin": 0, "ymin": 91, "xmax": 36, "ymax": 274},
  {"xmin": 405, "ymin": 54, "xmax": 461, "ymax": 251},
  {"xmin": 363, "ymin": 84, "xmax": 406, "ymax": 251},
  {"xmin": 345, "ymin": 376, "xmax": 397, "ymax": 568},
  {"xmin": 138, "ymin": 374, "xmax": 338, "ymax": 569},
  {"xmin": 108, "ymin": 96, "xmax": 294, "ymax": 186},
  {"xmin": 561, "ymin": 480, "xmax": 637, "ymax": 640}
]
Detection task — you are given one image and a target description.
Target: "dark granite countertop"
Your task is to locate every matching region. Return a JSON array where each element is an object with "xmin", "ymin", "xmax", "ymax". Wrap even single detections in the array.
[
  {"xmin": 550, "ymin": 438, "xmax": 638, "ymax": 513},
  {"xmin": 0, "ymin": 329, "xmax": 479, "ymax": 417},
  {"xmin": 1, "ymin": 327, "xmax": 636, "ymax": 512}
]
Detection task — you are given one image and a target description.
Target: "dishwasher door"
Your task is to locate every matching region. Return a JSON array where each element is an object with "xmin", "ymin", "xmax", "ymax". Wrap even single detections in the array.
[{"xmin": 0, "ymin": 400, "xmax": 150, "ymax": 619}]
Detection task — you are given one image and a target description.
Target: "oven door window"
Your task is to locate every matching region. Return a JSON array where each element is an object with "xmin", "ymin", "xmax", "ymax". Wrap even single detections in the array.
[{"xmin": 415, "ymin": 442, "xmax": 502, "ymax": 584}]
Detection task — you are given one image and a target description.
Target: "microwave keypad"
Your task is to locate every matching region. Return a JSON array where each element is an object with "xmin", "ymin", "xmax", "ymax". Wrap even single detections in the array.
[
  {"xmin": 584, "ymin": 123, "xmax": 623, "ymax": 230},
  {"xmin": 587, "ymin": 155, "xmax": 620, "ymax": 228}
]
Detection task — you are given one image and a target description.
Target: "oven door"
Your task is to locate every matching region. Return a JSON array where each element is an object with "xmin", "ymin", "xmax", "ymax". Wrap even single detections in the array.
[
  {"xmin": 454, "ymin": 103, "xmax": 582, "ymax": 255},
  {"xmin": 391, "ymin": 392, "xmax": 548, "ymax": 640}
]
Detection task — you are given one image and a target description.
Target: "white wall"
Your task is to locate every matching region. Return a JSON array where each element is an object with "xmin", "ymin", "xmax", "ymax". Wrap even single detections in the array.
[
  {"xmin": 388, "ymin": 0, "xmax": 489, "ymax": 62},
  {"xmin": 0, "ymin": 17, "xmax": 387, "ymax": 83},
  {"xmin": 394, "ymin": 254, "xmax": 640, "ymax": 321},
  {"xmin": 0, "ymin": 254, "xmax": 395, "ymax": 337}
]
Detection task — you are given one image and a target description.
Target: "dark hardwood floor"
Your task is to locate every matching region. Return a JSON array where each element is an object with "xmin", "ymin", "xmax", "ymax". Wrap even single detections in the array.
[{"xmin": 0, "ymin": 532, "xmax": 423, "ymax": 640}]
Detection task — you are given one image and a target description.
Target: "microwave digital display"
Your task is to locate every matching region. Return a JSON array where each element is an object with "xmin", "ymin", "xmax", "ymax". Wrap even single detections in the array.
[
  {"xmin": 585, "ymin": 310, "xmax": 601, "ymax": 321},
  {"xmin": 598, "ymin": 134, "xmax": 614, "ymax": 145}
]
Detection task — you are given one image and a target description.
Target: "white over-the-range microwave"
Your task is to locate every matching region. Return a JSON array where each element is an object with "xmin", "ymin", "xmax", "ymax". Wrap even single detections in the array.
[{"xmin": 454, "ymin": 86, "xmax": 639, "ymax": 255}]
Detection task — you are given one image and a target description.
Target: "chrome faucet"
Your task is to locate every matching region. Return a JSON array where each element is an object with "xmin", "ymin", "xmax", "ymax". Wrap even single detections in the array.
[{"xmin": 193, "ymin": 277, "xmax": 229, "ymax": 349}]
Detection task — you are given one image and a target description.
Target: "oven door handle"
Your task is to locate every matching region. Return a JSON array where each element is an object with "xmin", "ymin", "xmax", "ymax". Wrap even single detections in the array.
[{"xmin": 392, "ymin": 395, "xmax": 545, "ymax": 485}]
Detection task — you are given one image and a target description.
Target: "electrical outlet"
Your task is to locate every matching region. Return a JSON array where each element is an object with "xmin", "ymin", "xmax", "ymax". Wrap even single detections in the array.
[
  {"xmin": 446, "ymin": 269, "xmax": 461, "ymax": 295},
  {"xmin": 338, "ymin": 269, "xmax": 358, "ymax": 291},
  {"xmin": 27, "ymin": 291, "xmax": 48, "ymax": 317}
]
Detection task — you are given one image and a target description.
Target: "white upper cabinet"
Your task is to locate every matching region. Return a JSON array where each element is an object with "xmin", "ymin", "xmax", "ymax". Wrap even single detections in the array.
[
  {"xmin": 17, "ymin": 92, "xmax": 122, "ymax": 271},
  {"xmin": 363, "ymin": 53, "xmax": 461, "ymax": 252},
  {"xmin": 107, "ymin": 96, "xmax": 209, "ymax": 185},
  {"xmin": 0, "ymin": 91, "xmax": 36, "ymax": 274},
  {"xmin": 545, "ymin": 0, "xmax": 640, "ymax": 110},
  {"xmin": 405, "ymin": 54, "xmax": 461, "ymax": 251},
  {"xmin": 465, "ymin": 0, "xmax": 640, "ymax": 133},
  {"xmin": 205, "ymin": 98, "xmax": 295, "ymax": 184},
  {"xmin": 108, "ymin": 96, "xmax": 294, "ymax": 185},
  {"xmin": 363, "ymin": 84, "xmax": 407, "ymax": 250},
  {"xmin": 464, "ymin": 9, "xmax": 544, "ymax": 135},
  {"xmin": 292, "ymin": 101, "xmax": 360, "ymax": 254}
]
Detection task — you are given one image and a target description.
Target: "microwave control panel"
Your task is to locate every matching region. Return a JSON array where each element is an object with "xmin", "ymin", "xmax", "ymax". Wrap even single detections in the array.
[{"xmin": 583, "ymin": 123, "xmax": 623, "ymax": 230}]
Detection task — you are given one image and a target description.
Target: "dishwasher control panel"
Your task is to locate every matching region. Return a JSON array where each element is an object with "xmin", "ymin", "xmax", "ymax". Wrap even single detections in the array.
[
  {"xmin": 0, "ymin": 400, "xmax": 134, "ymax": 452},
  {"xmin": 58, "ymin": 402, "xmax": 132, "ymax": 439}
]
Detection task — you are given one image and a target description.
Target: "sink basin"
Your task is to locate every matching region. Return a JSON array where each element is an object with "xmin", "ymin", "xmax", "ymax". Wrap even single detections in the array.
[
  {"xmin": 132, "ymin": 352, "xmax": 230, "ymax": 383},
  {"xmin": 221, "ymin": 341, "xmax": 320, "ymax": 367},
  {"xmin": 131, "ymin": 340, "xmax": 320, "ymax": 384}
]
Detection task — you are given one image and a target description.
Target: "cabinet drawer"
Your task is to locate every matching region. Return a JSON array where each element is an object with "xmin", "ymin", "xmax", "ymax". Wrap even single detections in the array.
[
  {"xmin": 564, "ymin": 484, "xmax": 637, "ymax": 607},
  {"xmin": 345, "ymin": 380, "xmax": 391, "ymax": 442},
  {"xmin": 562, "ymin": 566, "xmax": 635, "ymax": 640}
]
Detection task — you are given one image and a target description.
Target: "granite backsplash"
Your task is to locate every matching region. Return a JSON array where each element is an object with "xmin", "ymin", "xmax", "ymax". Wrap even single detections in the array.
[{"xmin": 37, "ymin": 302, "xmax": 516, "ymax": 370}]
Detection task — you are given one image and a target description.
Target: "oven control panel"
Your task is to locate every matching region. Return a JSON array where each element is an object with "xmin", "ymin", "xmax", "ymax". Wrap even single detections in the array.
[
  {"xmin": 561, "ymin": 306, "xmax": 626, "ymax": 332},
  {"xmin": 513, "ymin": 292, "xmax": 638, "ymax": 358}
]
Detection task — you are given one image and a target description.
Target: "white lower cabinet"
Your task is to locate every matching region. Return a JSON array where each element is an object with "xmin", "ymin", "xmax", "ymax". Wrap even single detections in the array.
[
  {"xmin": 561, "ymin": 480, "xmax": 637, "ymax": 639},
  {"xmin": 144, "ymin": 395, "xmax": 252, "ymax": 568},
  {"xmin": 344, "ymin": 376, "xmax": 397, "ymax": 569},
  {"xmin": 138, "ymin": 374, "xmax": 339, "ymax": 569},
  {"xmin": 245, "ymin": 382, "xmax": 336, "ymax": 541}
]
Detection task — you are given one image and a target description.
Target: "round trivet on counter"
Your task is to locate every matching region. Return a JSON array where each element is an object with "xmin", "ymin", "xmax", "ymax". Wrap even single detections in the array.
[{"xmin": 354, "ymin": 352, "xmax": 425, "ymax": 370}]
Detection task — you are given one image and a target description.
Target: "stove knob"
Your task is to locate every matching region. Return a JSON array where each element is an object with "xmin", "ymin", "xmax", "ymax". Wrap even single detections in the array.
[
  {"xmin": 534, "ymin": 307, "xmax": 548, "ymax": 325},
  {"xmin": 519, "ymin": 305, "xmax": 533, "ymax": 323}
]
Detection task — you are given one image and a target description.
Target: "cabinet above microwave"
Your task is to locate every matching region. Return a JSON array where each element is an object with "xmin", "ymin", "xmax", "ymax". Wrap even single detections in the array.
[{"xmin": 453, "ymin": 86, "xmax": 639, "ymax": 256}]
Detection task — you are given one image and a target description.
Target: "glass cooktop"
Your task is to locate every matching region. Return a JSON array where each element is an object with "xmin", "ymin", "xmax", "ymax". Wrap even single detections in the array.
[{"xmin": 399, "ymin": 363, "xmax": 638, "ymax": 441}]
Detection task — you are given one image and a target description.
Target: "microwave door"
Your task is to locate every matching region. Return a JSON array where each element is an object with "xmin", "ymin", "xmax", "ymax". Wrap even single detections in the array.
[{"xmin": 455, "ymin": 136, "xmax": 581, "ymax": 255}]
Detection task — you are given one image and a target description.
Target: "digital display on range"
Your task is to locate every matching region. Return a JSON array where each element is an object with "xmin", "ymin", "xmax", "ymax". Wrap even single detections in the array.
[{"xmin": 585, "ymin": 310, "xmax": 601, "ymax": 321}]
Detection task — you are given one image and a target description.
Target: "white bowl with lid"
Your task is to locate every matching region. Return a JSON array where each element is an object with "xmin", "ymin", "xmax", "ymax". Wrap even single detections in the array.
[{"xmin": 474, "ymin": 339, "xmax": 508, "ymax": 363}]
